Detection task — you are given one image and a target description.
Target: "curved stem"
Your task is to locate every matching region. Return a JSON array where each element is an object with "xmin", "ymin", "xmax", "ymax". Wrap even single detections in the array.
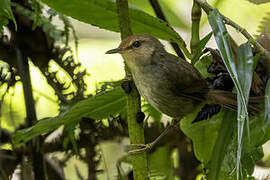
[{"xmin": 195, "ymin": 0, "xmax": 270, "ymax": 61}]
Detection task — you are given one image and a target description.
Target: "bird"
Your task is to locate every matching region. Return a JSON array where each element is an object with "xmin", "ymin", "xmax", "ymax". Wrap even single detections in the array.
[{"xmin": 106, "ymin": 34, "xmax": 260, "ymax": 154}]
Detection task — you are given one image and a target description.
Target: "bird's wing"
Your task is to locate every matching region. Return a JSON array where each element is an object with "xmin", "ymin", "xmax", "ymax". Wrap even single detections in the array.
[{"xmin": 157, "ymin": 53, "xmax": 209, "ymax": 100}]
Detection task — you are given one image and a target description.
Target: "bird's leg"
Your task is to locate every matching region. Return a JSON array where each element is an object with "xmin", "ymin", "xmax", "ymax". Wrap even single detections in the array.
[{"xmin": 128, "ymin": 118, "xmax": 180, "ymax": 155}]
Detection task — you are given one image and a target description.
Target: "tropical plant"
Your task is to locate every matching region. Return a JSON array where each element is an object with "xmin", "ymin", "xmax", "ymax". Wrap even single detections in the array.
[{"xmin": 1, "ymin": 0, "xmax": 270, "ymax": 179}]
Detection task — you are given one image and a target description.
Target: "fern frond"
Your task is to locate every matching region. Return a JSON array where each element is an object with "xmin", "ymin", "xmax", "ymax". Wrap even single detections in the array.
[{"xmin": 257, "ymin": 12, "xmax": 270, "ymax": 36}]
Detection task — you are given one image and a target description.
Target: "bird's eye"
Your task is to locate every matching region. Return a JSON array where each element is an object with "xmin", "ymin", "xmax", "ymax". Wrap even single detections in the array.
[{"xmin": 132, "ymin": 41, "xmax": 141, "ymax": 48}]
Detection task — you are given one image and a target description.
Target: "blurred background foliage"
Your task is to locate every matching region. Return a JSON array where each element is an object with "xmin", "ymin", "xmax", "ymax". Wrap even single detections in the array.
[{"xmin": 1, "ymin": 0, "xmax": 270, "ymax": 179}]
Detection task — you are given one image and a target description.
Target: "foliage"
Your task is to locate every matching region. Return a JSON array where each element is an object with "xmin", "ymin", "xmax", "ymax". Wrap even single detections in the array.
[
  {"xmin": 40, "ymin": 0, "xmax": 190, "ymax": 58},
  {"xmin": 1, "ymin": 0, "xmax": 270, "ymax": 180},
  {"xmin": 0, "ymin": 0, "xmax": 16, "ymax": 33},
  {"xmin": 257, "ymin": 11, "xmax": 270, "ymax": 36},
  {"xmin": 13, "ymin": 87, "xmax": 127, "ymax": 146}
]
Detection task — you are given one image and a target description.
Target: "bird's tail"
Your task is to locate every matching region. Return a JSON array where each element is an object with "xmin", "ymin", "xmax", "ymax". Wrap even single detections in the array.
[{"xmin": 206, "ymin": 89, "xmax": 263, "ymax": 114}]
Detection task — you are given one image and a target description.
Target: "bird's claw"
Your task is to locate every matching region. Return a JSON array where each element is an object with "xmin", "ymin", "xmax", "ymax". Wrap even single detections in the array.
[{"xmin": 127, "ymin": 143, "xmax": 154, "ymax": 155}]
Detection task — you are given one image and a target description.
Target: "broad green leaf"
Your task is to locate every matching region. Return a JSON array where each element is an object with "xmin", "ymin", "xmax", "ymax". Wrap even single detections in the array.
[
  {"xmin": 191, "ymin": 32, "xmax": 212, "ymax": 65},
  {"xmin": 12, "ymin": 88, "xmax": 127, "ymax": 146},
  {"xmin": 180, "ymin": 104, "xmax": 223, "ymax": 163},
  {"xmin": 0, "ymin": 0, "xmax": 16, "ymax": 32},
  {"xmin": 217, "ymin": 113, "xmax": 265, "ymax": 179},
  {"xmin": 40, "ymin": 0, "xmax": 189, "ymax": 57}
]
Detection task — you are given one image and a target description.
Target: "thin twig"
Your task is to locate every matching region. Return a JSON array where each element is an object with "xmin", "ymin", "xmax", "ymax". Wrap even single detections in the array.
[
  {"xmin": 195, "ymin": 0, "xmax": 270, "ymax": 61},
  {"xmin": 149, "ymin": 0, "xmax": 185, "ymax": 60}
]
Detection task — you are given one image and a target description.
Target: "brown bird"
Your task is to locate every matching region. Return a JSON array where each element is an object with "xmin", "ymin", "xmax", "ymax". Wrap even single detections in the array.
[{"xmin": 106, "ymin": 34, "xmax": 260, "ymax": 153}]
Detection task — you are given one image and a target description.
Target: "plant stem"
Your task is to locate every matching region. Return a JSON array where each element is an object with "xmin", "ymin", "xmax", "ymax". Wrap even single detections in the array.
[
  {"xmin": 116, "ymin": 0, "xmax": 148, "ymax": 179},
  {"xmin": 149, "ymin": 0, "xmax": 185, "ymax": 60},
  {"xmin": 195, "ymin": 0, "xmax": 270, "ymax": 61},
  {"xmin": 190, "ymin": 0, "xmax": 201, "ymax": 58},
  {"xmin": 15, "ymin": 49, "xmax": 45, "ymax": 180}
]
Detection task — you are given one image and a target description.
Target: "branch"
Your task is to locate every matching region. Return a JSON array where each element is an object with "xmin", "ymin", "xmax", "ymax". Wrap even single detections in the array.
[
  {"xmin": 15, "ymin": 49, "xmax": 46, "ymax": 180},
  {"xmin": 195, "ymin": 0, "xmax": 270, "ymax": 61},
  {"xmin": 116, "ymin": 0, "xmax": 148, "ymax": 179},
  {"xmin": 149, "ymin": 0, "xmax": 185, "ymax": 60}
]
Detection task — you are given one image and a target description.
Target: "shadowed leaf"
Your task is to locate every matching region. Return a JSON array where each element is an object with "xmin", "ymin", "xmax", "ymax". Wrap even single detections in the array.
[{"xmin": 0, "ymin": 0, "xmax": 16, "ymax": 32}]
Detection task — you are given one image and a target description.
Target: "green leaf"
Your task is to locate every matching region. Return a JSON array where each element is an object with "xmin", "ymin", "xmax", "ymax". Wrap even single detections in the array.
[
  {"xmin": 207, "ymin": 110, "xmax": 236, "ymax": 180},
  {"xmin": 142, "ymin": 103, "xmax": 162, "ymax": 123},
  {"xmin": 40, "ymin": 0, "xmax": 189, "ymax": 58},
  {"xmin": 180, "ymin": 104, "xmax": 223, "ymax": 163},
  {"xmin": 148, "ymin": 146, "xmax": 175, "ymax": 179},
  {"xmin": 245, "ymin": 0, "xmax": 270, "ymax": 4},
  {"xmin": 208, "ymin": 9, "xmax": 254, "ymax": 179},
  {"xmin": 194, "ymin": 53, "xmax": 212, "ymax": 78},
  {"xmin": 191, "ymin": 32, "xmax": 212, "ymax": 65},
  {"xmin": 12, "ymin": 88, "xmax": 127, "ymax": 146},
  {"xmin": 0, "ymin": 0, "xmax": 16, "ymax": 32},
  {"xmin": 265, "ymin": 80, "xmax": 270, "ymax": 125},
  {"xmin": 235, "ymin": 42, "xmax": 255, "ymax": 178},
  {"xmin": 236, "ymin": 43, "xmax": 255, "ymax": 98},
  {"xmin": 208, "ymin": 9, "xmax": 247, "ymax": 113}
]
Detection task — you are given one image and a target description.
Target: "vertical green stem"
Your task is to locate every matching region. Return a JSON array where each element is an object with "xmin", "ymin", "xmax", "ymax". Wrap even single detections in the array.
[
  {"xmin": 190, "ymin": 0, "xmax": 201, "ymax": 59},
  {"xmin": 116, "ymin": 0, "xmax": 148, "ymax": 179}
]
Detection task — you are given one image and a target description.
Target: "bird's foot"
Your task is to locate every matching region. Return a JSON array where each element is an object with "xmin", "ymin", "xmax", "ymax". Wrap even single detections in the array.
[
  {"xmin": 127, "ymin": 119, "xmax": 180, "ymax": 155},
  {"xmin": 127, "ymin": 142, "xmax": 154, "ymax": 155}
]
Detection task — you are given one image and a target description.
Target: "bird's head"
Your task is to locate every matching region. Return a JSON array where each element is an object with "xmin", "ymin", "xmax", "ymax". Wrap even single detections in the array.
[{"xmin": 106, "ymin": 34, "xmax": 164, "ymax": 66}]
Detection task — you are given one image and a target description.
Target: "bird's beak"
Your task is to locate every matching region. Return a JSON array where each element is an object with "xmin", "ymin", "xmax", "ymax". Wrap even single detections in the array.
[{"xmin": 106, "ymin": 47, "xmax": 123, "ymax": 54}]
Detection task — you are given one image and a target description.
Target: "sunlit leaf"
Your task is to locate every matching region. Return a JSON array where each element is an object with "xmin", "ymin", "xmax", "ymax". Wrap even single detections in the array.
[
  {"xmin": 41, "ymin": 0, "xmax": 188, "ymax": 55},
  {"xmin": 13, "ymin": 88, "xmax": 127, "ymax": 146}
]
